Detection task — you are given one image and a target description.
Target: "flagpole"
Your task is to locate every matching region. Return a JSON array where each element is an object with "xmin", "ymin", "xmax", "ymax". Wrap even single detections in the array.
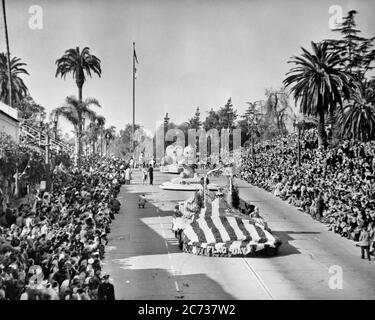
[{"xmin": 132, "ymin": 42, "xmax": 135, "ymax": 152}]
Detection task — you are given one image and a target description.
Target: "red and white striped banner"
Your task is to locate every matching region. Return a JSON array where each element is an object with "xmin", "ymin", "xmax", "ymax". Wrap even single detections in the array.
[{"xmin": 181, "ymin": 198, "xmax": 280, "ymax": 256}]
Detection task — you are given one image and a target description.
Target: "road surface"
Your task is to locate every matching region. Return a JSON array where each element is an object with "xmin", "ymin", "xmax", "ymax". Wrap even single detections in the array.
[{"xmin": 102, "ymin": 170, "xmax": 375, "ymax": 299}]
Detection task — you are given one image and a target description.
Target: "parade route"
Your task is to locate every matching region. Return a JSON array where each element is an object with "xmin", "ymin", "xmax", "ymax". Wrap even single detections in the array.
[{"xmin": 103, "ymin": 171, "xmax": 375, "ymax": 300}]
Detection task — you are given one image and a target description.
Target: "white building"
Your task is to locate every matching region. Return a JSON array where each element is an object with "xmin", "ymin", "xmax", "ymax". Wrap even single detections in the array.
[{"xmin": 0, "ymin": 101, "xmax": 19, "ymax": 142}]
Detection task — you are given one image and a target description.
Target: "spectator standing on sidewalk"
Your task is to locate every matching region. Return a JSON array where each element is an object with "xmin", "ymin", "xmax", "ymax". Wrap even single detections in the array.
[
  {"xmin": 98, "ymin": 275, "xmax": 115, "ymax": 300},
  {"xmin": 359, "ymin": 228, "xmax": 371, "ymax": 261},
  {"xmin": 148, "ymin": 164, "xmax": 154, "ymax": 185},
  {"xmin": 125, "ymin": 166, "xmax": 132, "ymax": 185},
  {"xmin": 142, "ymin": 165, "xmax": 148, "ymax": 185}
]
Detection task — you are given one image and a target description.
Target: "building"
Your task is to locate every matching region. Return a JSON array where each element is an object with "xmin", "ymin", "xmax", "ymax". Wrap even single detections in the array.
[{"xmin": 0, "ymin": 101, "xmax": 19, "ymax": 142}]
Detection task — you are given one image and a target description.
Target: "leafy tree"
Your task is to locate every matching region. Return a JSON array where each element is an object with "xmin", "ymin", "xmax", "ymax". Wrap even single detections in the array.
[
  {"xmin": 188, "ymin": 107, "xmax": 202, "ymax": 130},
  {"xmin": 104, "ymin": 126, "xmax": 116, "ymax": 156},
  {"xmin": 327, "ymin": 10, "xmax": 375, "ymax": 80},
  {"xmin": 87, "ymin": 114, "xmax": 106, "ymax": 155},
  {"xmin": 0, "ymin": 133, "xmax": 45, "ymax": 197},
  {"xmin": 283, "ymin": 41, "xmax": 352, "ymax": 148},
  {"xmin": 203, "ymin": 108, "xmax": 220, "ymax": 131},
  {"xmin": 112, "ymin": 123, "xmax": 141, "ymax": 157},
  {"xmin": 264, "ymin": 88, "xmax": 290, "ymax": 135},
  {"xmin": 218, "ymin": 98, "xmax": 237, "ymax": 130},
  {"xmin": 239, "ymin": 101, "xmax": 263, "ymax": 146},
  {"xmin": 15, "ymin": 95, "xmax": 45, "ymax": 121}
]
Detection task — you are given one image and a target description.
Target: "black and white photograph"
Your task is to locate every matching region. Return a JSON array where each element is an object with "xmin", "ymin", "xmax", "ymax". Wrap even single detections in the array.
[{"xmin": 0, "ymin": 0, "xmax": 375, "ymax": 305}]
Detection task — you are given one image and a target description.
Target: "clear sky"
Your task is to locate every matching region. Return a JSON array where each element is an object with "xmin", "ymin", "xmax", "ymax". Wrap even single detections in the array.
[{"xmin": 3, "ymin": 0, "xmax": 375, "ymax": 135}]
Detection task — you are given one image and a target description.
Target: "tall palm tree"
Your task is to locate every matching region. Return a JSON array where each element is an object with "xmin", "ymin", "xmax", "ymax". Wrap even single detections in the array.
[
  {"xmin": 104, "ymin": 126, "xmax": 116, "ymax": 156},
  {"xmin": 0, "ymin": 53, "xmax": 29, "ymax": 105},
  {"xmin": 55, "ymin": 47, "xmax": 101, "ymax": 102},
  {"xmin": 337, "ymin": 80, "xmax": 375, "ymax": 141},
  {"xmin": 96, "ymin": 115, "xmax": 106, "ymax": 156},
  {"xmin": 51, "ymin": 95, "xmax": 101, "ymax": 166},
  {"xmin": 283, "ymin": 41, "xmax": 352, "ymax": 148},
  {"xmin": 87, "ymin": 114, "xmax": 106, "ymax": 155}
]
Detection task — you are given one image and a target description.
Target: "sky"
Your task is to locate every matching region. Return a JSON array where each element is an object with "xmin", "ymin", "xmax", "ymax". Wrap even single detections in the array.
[{"xmin": 2, "ymin": 0, "xmax": 375, "ymax": 136}]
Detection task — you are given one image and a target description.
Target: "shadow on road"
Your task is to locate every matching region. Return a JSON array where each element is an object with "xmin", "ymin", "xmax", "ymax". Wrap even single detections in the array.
[
  {"xmin": 271, "ymin": 231, "xmax": 306, "ymax": 257},
  {"xmin": 115, "ymin": 268, "xmax": 235, "ymax": 300}
]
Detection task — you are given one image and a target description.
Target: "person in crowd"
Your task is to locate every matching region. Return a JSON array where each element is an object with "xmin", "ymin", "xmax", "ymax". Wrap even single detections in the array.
[
  {"xmin": 138, "ymin": 194, "xmax": 146, "ymax": 208},
  {"xmin": 359, "ymin": 228, "xmax": 371, "ymax": 261},
  {"xmin": 0, "ymin": 155, "xmax": 126, "ymax": 299},
  {"xmin": 109, "ymin": 197, "xmax": 121, "ymax": 215},
  {"xmin": 142, "ymin": 164, "xmax": 148, "ymax": 185},
  {"xmin": 129, "ymin": 157, "xmax": 134, "ymax": 169},
  {"xmin": 124, "ymin": 166, "xmax": 132, "ymax": 185},
  {"xmin": 239, "ymin": 129, "xmax": 375, "ymax": 250},
  {"xmin": 314, "ymin": 190, "xmax": 324, "ymax": 221},
  {"xmin": 97, "ymin": 274, "xmax": 115, "ymax": 300},
  {"xmin": 148, "ymin": 164, "xmax": 154, "ymax": 185}
]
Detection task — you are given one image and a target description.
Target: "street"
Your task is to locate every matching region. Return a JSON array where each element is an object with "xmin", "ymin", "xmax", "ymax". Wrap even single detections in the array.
[{"xmin": 103, "ymin": 170, "xmax": 375, "ymax": 300}]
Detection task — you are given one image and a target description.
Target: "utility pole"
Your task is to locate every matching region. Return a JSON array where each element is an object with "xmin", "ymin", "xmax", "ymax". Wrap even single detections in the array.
[
  {"xmin": 132, "ymin": 42, "xmax": 136, "ymax": 153},
  {"xmin": 2, "ymin": 0, "xmax": 12, "ymax": 108}
]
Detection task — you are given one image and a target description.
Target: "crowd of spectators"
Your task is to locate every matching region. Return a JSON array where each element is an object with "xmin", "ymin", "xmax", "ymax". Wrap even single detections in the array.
[
  {"xmin": 240, "ymin": 130, "xmax": 375, "ymax": 254},
  {"xmin": 0, "ymin": 156, "xmax": 126, "ymax": 300}
]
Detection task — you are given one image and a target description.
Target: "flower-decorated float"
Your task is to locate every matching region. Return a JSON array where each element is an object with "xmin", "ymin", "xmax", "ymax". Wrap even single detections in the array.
[
  {"xmin": 172, "ymin": 167, "xmax": 282, "ymax": 257},
  {"xmin": 160, "ymin": 144, "xmax": 184, "ymax": 174},
  {"xmin": 160, "ymin": 145, "xmax": 219, "ymax": 191}
]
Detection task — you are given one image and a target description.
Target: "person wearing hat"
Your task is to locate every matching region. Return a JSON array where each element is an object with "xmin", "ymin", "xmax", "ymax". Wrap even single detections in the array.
[{"xmin": 97, "ymin": 274, "xmax": 115, "ymax": 300}]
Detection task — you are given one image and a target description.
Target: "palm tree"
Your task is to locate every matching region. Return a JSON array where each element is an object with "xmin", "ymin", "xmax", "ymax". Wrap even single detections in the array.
[
  {"xmin": 87, "ymin": 114, "xmax": 106, "ymax": 155},
  {"xmin": 104, "ymin": 126, "xmax": 116, "ymax": 156},
  {"xmin": 97, "ymin": 116, "xmax": 106, "ymax": 156},
  {"xmin": 52, "ymin": 95, "xmax": 101, "ymax": 166},
  {"xmin": 55, "ymin": 47, "xmax": 101, "ymax": 102},
  {"xmin": 283, "ymin": 41, "xmax": 352, "ymax": 148},
  {"xmin": 337, "ymin": 80, "xmax": 375, "ymax": 141},
  {"xmin": 0, "ymin": 53, "xmax": 29, "ymax": 105}
]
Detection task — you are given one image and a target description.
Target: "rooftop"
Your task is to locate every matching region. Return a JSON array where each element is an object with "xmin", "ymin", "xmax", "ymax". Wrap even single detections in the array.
[{"xmin": 0, "ymin": 101, "xmax": 19, "ymax": 122}]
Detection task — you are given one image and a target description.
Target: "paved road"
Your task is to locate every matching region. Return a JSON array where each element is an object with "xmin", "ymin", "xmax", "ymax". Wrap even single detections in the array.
[{"xmin": 103, "ymin": 170, "xmax": 375, "ymax": 300}]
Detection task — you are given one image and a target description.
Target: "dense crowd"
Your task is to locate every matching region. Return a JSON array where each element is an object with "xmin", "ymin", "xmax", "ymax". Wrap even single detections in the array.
[
  {"xmin": 0, "ymin": 156, "xmax": 126, "ymax": 300},
  {"xmin": 240, "ymin": 130, "xmax": 375, "ymax": 256}
]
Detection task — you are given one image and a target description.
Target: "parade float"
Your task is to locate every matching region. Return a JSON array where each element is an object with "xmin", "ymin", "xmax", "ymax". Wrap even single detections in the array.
[
  {"xmin": 160, "ymin": 144, "xmax": 184, "ymax": 174},
  {"xmin": 160, "ymin": 145, "xmax": 219, "ymax": 191},
  {"xmin": 172, "ymin": 167, "xmax": 282, "ymax": 257}
]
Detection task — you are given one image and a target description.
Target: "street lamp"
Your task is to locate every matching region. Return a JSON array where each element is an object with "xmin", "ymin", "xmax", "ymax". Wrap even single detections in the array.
[
  {"xmin": 36, "ymin": 112, "xmax": 44, "ymax": 146},
  {"xmin": 35, "ymin": 113, "xmax": 52, "ymax": 192},
  {"xmin": 52, "ymin": 112, "xmax": 58, "ymax": 140}
]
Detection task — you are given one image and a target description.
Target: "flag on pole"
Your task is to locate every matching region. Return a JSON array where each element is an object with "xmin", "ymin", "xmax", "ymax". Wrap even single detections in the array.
[{"xmin": 134, "ymin": 45, "xmax": 139, "ymax": 79}]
